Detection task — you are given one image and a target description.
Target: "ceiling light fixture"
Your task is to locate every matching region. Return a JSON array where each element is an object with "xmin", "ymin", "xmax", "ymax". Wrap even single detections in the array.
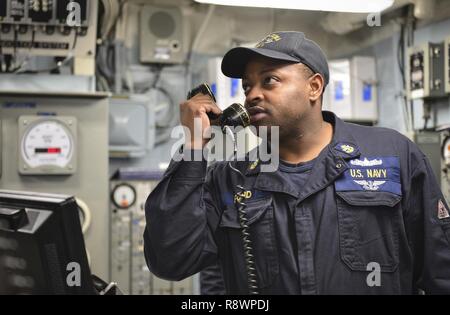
[{"xmin": 194, "ymin": 0, "xmax": 395, "ymax": 13}]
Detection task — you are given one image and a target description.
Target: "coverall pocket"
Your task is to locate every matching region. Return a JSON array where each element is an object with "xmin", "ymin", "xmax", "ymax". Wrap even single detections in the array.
[
  {"xmin": 219, "ymin": 197, "xmax": 279, "ymax": 288},
  {"xmin": 336, "ymin": 191, "xmax": 401, "ymax": 273}
]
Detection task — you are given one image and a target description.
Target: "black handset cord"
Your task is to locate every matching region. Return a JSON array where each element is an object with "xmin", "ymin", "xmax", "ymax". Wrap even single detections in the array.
[
  {"xmin": 228, "ymin": 160, "xmax": 259, "ymax": 295},
  {"xmin": 187, "ymin": 84, "xmax": 259, "ymax": 294}
]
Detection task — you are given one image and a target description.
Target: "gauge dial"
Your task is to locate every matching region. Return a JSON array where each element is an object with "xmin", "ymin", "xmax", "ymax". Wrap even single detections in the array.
[
  {"xmin": 112, "ymin": 184, "xmax": 137, "ymax": 209},
  {"xmin": 443, "ymin": 136, "xmax": 450, "ymax": 167},
  {"xmin": 21, "ymin": 119, "xmax": 74, "ymax": 169}
]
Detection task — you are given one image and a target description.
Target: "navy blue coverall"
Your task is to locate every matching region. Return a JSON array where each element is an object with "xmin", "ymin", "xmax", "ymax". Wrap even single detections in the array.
[{"xmin": 144, "ymin": 111, "xmax": 450, "ymax": 294}]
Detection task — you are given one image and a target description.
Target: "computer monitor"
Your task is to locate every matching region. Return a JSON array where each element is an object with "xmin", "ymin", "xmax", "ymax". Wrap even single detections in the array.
[
  {"xmin": 0, "ymin": 190, "xmax": 95, "ymax": 295},
  {"xmin": 0, "ymin": 250, "xmax": 8, "ymax": 294}
]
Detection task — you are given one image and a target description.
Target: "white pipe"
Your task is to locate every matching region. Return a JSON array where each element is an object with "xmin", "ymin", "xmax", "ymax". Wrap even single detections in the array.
[{"xmin": 76, "ymin": 197, "xmax": 92, "ymax": 234}]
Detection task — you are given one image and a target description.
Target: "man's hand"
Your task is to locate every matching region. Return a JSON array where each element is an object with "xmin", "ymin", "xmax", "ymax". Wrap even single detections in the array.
[{"xmin": 180, "ymin": 93, "xmax": 222, "ymax": 150}]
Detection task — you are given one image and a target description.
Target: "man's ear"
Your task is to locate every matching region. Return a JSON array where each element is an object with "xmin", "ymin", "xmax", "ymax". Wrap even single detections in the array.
[{"xmin": 309, "ymin": 74, "xmax": 324, "ymax": 102}]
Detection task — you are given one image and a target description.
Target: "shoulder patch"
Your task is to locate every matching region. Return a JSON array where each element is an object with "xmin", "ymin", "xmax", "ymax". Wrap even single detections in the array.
[
  {"xmin": 335, "ymin": 156, "xmax": 401, "ymax": 195},
  {"xmin": 438, "ymin": 199, "xmax": 450, "ymax": 219}
]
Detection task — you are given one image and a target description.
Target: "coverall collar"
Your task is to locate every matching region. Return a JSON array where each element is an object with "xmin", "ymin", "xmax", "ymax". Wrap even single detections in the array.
[{"xmin": 247, "ymin": 111, "xmax": 362, "ymax": 199}]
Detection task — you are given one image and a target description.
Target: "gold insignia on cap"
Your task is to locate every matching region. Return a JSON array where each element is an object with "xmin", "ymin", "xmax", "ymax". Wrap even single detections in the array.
[{"xmin": 255, "ymin": 33, "xmax": 282, "ymax": 48}]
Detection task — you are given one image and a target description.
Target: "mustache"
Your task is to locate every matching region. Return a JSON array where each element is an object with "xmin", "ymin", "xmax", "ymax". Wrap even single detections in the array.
[{"xmin": 246, "ymin": 105, "xmax": 269, "ymax": 116}]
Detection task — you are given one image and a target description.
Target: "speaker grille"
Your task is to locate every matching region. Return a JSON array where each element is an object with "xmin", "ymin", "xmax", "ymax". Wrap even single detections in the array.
[{"xmin": 149, "ymin": 11, "xmax": 175, "ymax": 39}]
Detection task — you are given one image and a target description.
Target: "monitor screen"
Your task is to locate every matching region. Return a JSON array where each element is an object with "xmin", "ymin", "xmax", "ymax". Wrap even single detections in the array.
[{"xmin": 0, "ymin": 190, "xmax": 95, "ymax": 295}]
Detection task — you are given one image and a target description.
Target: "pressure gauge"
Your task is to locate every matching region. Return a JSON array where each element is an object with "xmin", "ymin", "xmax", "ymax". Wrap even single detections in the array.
[
  {"xmin": 443, "ymin": 136, "xmax": 450, "ymax": 168},
  {"xmin": 18, "ymin": 116, "xmax": 77, "ymax": 175},
  {"xmin": 112, "ymin": 183, "xmax": 137, "ymax": 209}
]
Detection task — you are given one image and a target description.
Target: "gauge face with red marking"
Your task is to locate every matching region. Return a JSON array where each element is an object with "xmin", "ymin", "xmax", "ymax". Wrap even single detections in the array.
[
  {"xmin": 112, "ymin": 184, "xmax": 137, "ymax": 209},
  {"xmin": 21, "ymin": 120, "xmax": 74, "ymax": 168},
  {"xmin": 443, "ymin": 136, "xmax": 450, "ymax": 167}
]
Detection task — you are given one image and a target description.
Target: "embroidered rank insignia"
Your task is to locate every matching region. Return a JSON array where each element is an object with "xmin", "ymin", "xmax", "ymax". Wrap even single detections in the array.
[
  {"xmin": 340, "ymin": 144, "xmax": 354, "ymax": 154},
  {"xmin": 438, "ymin": 199, "xmax": 450, "ymax": 219},
  {"xmin": 335, "ymin": 156, "xmax": 401, "ymax": 195},
  {"xmin": 334, "ymin": 142, "xmax": 358, "ymax": 155}
]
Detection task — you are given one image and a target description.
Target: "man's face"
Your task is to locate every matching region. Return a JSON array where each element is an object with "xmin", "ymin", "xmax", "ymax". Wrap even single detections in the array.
[{"xmin": 242, "ymin": 56, "xmax": 314, "ymax": 138}]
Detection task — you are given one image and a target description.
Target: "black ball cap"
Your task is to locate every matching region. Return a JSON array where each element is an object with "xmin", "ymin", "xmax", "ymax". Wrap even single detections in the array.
[{"xmin": 221, "ymin": 31, "xmax": 329, "ymax": 86}]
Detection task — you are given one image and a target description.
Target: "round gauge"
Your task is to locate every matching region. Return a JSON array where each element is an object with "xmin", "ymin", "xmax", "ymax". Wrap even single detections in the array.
[
  {"xmin": 21, "ymin": 119, "xmax": 74, "ymax": 169},
  {"xmin": 443, "ymin": 136, "xmax": 450, "ymax": 167},
  {"xmin": 112, "ymin": 184, "xmax": 137, "ymax": 209}
]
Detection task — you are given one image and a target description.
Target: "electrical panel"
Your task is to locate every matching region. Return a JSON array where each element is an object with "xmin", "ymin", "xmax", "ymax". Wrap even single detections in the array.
[
  {"xmin": 1, "ymin": 0, "xmax": 88, "ymax": 25},
  {"xmin": 110, "ymin": 172, "xmax": 197, "ymax": 295},
  {"xmin": 0, "ymin": 0, "xmax": 97, "ymax": 59},
  {"xmin": 56, "ymin": 0, "xmax": 88, "ymax": 26},
  {"xmin": 208, "ymin": 57, "xmax": 245, "ymax": 110},
  {"xmin": 323, "ymin": 56, "xmax": 378, "ymax": 122},
  {"xmin": 29, "ymin": 0, "xmax": 55, "ymax": 24},
  {"xmin": 0, "ymin": 91, "xmax": 110, "ymax": 281},
  {"xmin": 407, "ymin": 42, "xmax": 446, "ymax": 99},
  {"xmin": 445, "ymin": 36, "xmax": 450, "ymax": 94},
  {"xmin": 10, "ymin": 0, "xmax": 26, "ymax": 22},
  {"xmin": 140, "ymin": 5, "xmax": 184, "ymax": 64},
  {"xmin": 324, "ymin": 59, "xmax": 351, "ymax": 119}
]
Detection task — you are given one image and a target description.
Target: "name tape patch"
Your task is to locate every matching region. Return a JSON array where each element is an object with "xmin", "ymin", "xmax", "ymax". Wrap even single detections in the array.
[{"xmin": 335, "ymin": 157, "xmax": 401, "ymax": 195}]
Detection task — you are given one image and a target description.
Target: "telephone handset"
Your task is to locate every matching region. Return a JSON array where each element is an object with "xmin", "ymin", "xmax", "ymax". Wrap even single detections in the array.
[
  {"xmin": 186, "ymin": 83, "xmax": 251, "ymax": 130},
  {"xmin": 187, "ymin": 83, "xmax": 259, "ymax": 294}
]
